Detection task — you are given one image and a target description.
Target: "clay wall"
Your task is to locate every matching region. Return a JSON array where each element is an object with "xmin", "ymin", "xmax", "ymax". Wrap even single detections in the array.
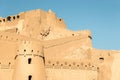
[
  {"xmin": 0, "ymin": 13, "xmax": 25, "ymax": 32},
  {"xmin": 0, "ymin": 34, "xmax": 16, "ymax": 80},
  {"xmin": 45, "ymin": 60, "xmax": 98, "ymax": 80},
  {"xmin": 44, "ymin": 33, "xmax": 92, "ymax": 60}
]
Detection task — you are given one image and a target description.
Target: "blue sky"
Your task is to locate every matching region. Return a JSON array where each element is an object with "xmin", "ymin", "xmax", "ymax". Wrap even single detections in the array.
[{"xmin": 0, "ymin": 0, "xmax": 120, "ymax": 50}]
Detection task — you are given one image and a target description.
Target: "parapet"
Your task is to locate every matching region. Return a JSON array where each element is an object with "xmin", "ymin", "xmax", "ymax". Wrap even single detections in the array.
[{"xmin": 0, "ymin": 14, "xmax": 21, "ymax": 24}]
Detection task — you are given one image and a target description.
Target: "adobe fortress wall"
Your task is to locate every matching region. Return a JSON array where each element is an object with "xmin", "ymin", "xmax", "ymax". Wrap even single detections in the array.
[{"xmin": 0, "ymin": 9, "xmax": 120, "ymax": 80}]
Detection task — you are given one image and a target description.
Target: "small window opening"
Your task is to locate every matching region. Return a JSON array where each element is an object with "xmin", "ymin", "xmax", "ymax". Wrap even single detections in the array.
[
  {"xmin": 3, "ymin": 19, "xmax": 5, "ymax": 22},
  {"xmin": 17, "ymin": 15, "xmax": 20, "ymax": 19},
  {"xmin": 59, "ymin": 19, "xmax": 62, "ymax": 21},
  {"xmin": 0, "ymin": 20, "xmax": 2, "ymax": 22},
  {"xmin": 99, "ymin": 57, "xmax": 104, "ymax": 60},
  {"xmin": 16, "ymin": 28, "xmax": 18, "ymax": 32},
  {"xmin": 72, "ymin": 34, "xmax": 74, "ymax": 36},
  {"xmin": 61, "ymin": 64, "xmax": 63, "ymax": 66},
  {"xmin": 24, "ymin": 49, "xmax": 26, "ymax": 52},
  {"xmin": 28, "ymin": 75, "xmax": 32, "ymax": 80},
  {"xmin": 13, "ymin": 16, "xmax": 15, "ymax": 20},
  {"xmin": 69, "ymin": 64, "xmax": 71, "ymax": 67},
  {"xmin": 14, "ymin": 55, "xmax": 18, "ymax": 60},
  {"xmin": 85, "ymin": 65, "xmax": 87, "ymax": 67},
  {"xmin": 52, "ymin": 64, "xmax": 55, "ymax": 66},
  {"xmin": 31, "ymin": 50, "xmax": 33, "ymax": 52},
  {"xmin": 77, "ymin": 65, "xmax": 79, "ymax": 67},
  {"xmin": 97, "ymin": 67, "xmax": 99, "ymax": 70},
  {"xmin": 7, "ymin": 16, "xmax": 11, "ymax": 21},
  {"xmin": 88, "ymin": 35, "xmax": 92, "ymax": 39},
  {"xmin": 28, "ymin": 58, "xmax": 32, "ymax": 64}
]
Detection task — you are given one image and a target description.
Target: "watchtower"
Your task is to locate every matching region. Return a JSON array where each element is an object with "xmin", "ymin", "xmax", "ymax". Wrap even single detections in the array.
[{"xmin": 13, "ymin": 40, "xmax": 46, "ymax": 80}]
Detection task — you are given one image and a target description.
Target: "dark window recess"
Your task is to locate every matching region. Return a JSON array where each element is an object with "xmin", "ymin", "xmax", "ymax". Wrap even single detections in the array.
[
  {"xmin": 52, "ymin": 64, "xmax": 55, "ymax": 66},
  {"xmin": 99, "ymin": 57, "xmax": 104, "ymax": 60},
  {"xmin": 3, "ymin": 19, "xmax": 5, "ymax": 22},
  {"xmin": 88, "ymin": 36, "xmax": 92, "ymax": 39},
  {"xmin": 69, "ymin": 64, "xmax": 71, "ymax": 67},
  {"xmin": 16, "ymin": 28, "xmax": 18, "ymax": 32},
  {"xmin": 14, "ymin": 55, "xmax": 18, "ymax": 60},
  {"xmin": 43, "ymin": 57, "xmax": 45, "ymax": 64},
  {"xmin": 77, "ymin": 65, "xmax": 79, "ymax": 67},
  {"xmin": 17, "ymin": 15, "xmax": 20, "ymax": 19},
  {"xmin": 28, "ymin": 58, "xmax": 32, "ymax": 64},
  {"xmin": 59, "ymin": 19, "xmax": 62, "ymax": 21},
  {"xmin": 97, "ymin": 67, "xmax": 99, "ymax": 70},
  {"xmin": 61, "ymin": 64, "xmax": 63, "ymax": 66},
  {"xmin": 13, "ymin": 16, "xmax": 15, "ymax": 20},
  {"xmin": 72, "ymin": 34, "xmax": 74, "ymax": 36},
  {"xmin": 0, "ymin": 20, "xmax": 2, "ymax": 22},
  {"xmin": 31, "ymin": 50, "xmax": 33, "ymax": 52},
  {"xmin": 85, "ymin": 65, "xmax": 87, "ymax": 67},
  {"xmin": 28, "ymin": 75, "xmax": 32, "ymax": 80},
  {"xmin": 24, "ymin": 49, "xmax": 26, "ymax": 52},
  {"xmin": 7, "ymin": 16, "xmax": 11, "ymax": 21}
]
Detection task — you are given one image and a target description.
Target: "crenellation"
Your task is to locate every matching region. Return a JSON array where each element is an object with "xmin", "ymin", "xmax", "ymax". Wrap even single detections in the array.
[
  {"xmin": 0, "ymin": 9, "xmax": 120, "ymax": 80},
  {"xmin": 0, "ymin": 15, "xmax": 21, "ymax": 24},
  {"xmin": 45, "ymin": 60, "xmax": 98, "ymax": 71}
]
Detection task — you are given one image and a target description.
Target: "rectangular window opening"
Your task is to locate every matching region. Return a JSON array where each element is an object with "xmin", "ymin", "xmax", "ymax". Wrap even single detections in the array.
[
  {"xmin": 28, "ymin": 75, "xmax": 32, "ymax": 80},
  {"xmin": 28, "ymin": 58, "xmax": 32, "ymax": 64}
]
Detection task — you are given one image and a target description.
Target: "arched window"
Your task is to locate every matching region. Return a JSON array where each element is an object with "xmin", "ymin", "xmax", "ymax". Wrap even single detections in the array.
[
  {"xmin": 28, "ymin": 75, "xmax": 32, "ymax": 80},
  {"xmin": 28, "ymin": 58, "xmax": 32, "ymax": 64}
]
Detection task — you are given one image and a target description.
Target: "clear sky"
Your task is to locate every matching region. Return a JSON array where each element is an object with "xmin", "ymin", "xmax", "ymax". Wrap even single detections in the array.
[{"xmin": 0, "ymin": 0, "xmax": 120, "ymax": 50}]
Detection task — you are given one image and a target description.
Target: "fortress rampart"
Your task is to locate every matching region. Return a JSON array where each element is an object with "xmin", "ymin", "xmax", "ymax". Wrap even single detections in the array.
[{"xmin": 0, "ymin": 9, "xmax": 120, "ymax": 80}]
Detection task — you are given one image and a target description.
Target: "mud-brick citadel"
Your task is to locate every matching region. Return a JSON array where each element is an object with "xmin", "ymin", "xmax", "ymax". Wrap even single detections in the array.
[{"xmin": 0, "ymin": 9, "xmax": 120, "ymax": 80}]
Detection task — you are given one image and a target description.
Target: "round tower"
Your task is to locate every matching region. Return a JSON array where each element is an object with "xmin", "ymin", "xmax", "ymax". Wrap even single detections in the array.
[{"xmin": 13, "ymin": 40, "xmax": 46, "ymax": 80}]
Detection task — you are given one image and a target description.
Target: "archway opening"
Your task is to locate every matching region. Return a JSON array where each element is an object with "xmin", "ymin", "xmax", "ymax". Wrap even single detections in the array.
[
  {"xmin": 28, "ymin": 75, "xmax": 32, "ymax": 80},
  {"xmin": 28, "ymin": 58, "xmax": 32, "ymax": 64}
]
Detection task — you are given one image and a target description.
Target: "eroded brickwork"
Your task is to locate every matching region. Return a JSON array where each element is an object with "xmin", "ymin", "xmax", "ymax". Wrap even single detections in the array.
[{"xmin": 0, "ymin": 9, "xmax": 119, "ymax": 80}]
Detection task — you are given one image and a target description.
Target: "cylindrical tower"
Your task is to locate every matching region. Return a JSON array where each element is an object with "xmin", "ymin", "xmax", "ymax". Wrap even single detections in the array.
[{"xmin": 13, "ymin": 40, "xmax": 46, "ymax": 80}]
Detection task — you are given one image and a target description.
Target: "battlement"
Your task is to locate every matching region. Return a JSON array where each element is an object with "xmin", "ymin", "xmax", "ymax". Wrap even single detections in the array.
[
  {"xmin": 0, "ymin": 15, "xmax": 20, "ymax": 23},
  {"xmin": 45, "ymin": 59, "xmax": 98, "ymax": 71},
  {"xmin": 0, "ymin": 9, "xmax": 66, "ymax": 32},
  {"xmin": 1, "ymin": 9, "xmax": 120, "ymax": 80}
]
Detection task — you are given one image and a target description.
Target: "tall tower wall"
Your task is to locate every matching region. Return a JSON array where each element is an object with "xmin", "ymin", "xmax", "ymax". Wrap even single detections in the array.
[{"xmin": 13, "ymin": 40, "xmax": 46, "ymax": 80}]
